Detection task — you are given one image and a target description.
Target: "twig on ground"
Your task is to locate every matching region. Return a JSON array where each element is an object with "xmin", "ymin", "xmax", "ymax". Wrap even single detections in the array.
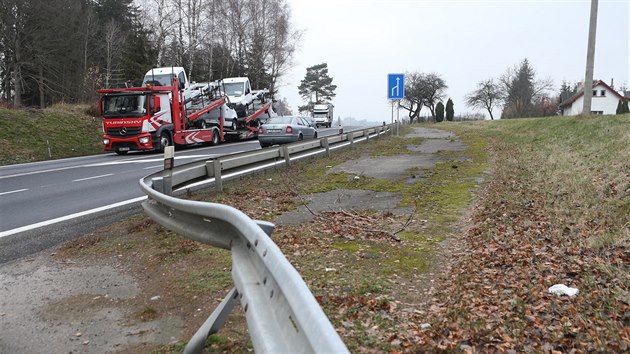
[
  {"xmin": 394, "ymin": 204, "xmax": 417, "ymax": 235},
  {"xmin": 343, "ymin": 224, "xmax": 401, "ymax": 242}
]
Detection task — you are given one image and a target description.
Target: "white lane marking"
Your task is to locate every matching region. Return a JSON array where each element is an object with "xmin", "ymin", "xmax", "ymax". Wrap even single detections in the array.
[
  {"xmin": 0, "ymin": 165, "xmax": 84, "ymax": 180},
  {"xmin": 1, "ymin": 154, "xmax": 220, "ymax": 179},
  {"xmin": 85, "ymin": 154, "xmax": 219, "ymax": 167},
  {"xmin": 0, "ymin": 188, "xmax": 29, "ymax": 196},
  {"xmin": 72, "ymin": 173, "xmax": 114, "ymax": 182},
  {"xmin": 0, "ymin": 156, "xmax": 149, "ymax": 179},
  {"xmin": 0, "ymin": 153, "xmax": 109, "ymax": 170},
  {"xmin": 0, "ymin": 196, "xmax": 147, "ymax": 239}
]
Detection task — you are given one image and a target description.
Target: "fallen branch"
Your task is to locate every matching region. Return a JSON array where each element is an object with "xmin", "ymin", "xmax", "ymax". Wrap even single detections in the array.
[
  {"xmin": 394, "ymin": 204, "xmax": 417, "ymax": 235},
  {"xmin": 343, "ymin": 224, "xmax": 401, "ymax": 242}
]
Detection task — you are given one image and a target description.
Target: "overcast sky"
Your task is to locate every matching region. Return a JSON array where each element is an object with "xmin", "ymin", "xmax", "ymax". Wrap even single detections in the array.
[{"xmin": 278, "ymin": 0, "xmax": 629, "ymax": 121}]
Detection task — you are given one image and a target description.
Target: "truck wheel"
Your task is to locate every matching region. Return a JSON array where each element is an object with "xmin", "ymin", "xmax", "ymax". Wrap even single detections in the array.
[
  {"xmin": 159, "ymin": 131, "xmax": 172, "ymax": 152},
  {"xmin": 231, "ymin": 118, "xmax": 238, "ymax": 131},
  {"xmin": 211, "ymin": 129, "xmax": 220, "ymax": 145}
]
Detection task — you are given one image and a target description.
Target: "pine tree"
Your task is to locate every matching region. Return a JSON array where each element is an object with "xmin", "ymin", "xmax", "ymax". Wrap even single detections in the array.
[
  {"xmin": 436, "ymin": 101, "xmax": 445, "ymax": 122},
  {"xmin": 623, "ymin": 100, "xmax": 630, "ymax": 114},
  {"xmin": 445, "ymin": 98, "xmax": 454, "ymax": 121},
  {"xmin": 298, "ymin": 63, "xmax": 337, "ymax": 104}
]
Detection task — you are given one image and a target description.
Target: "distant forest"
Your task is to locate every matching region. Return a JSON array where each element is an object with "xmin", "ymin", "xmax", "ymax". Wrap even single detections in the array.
[{"xmin": 0, "ymin": 0, "xmax": 301, "ymax": 108}]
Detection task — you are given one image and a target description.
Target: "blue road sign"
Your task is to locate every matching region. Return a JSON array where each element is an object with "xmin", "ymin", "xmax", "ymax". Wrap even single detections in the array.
[{"xmin": 387, "ymin": 73, "xmax": 404, "ymax": 99}]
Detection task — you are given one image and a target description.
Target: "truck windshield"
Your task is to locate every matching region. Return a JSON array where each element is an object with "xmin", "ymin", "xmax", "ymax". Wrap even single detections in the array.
[
  {"xmin": 143, "ymin": 74, "xmax": 173, "ymax": 87},
  {"xmin": 223, "ymin": 82, "xmax": 244, "ymax": 96},
  {"xmin": 103, "ymin": 94, "xmax": 148, "ymax": 118}
]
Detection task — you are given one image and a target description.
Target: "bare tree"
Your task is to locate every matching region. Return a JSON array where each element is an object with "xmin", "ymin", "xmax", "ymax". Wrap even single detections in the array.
[
  {"xmin": 139, "ymin": 0, "xmax": 177, "ymax": 66},
  {"xmin": 420, "ymin": 73, "xmax": 448, "ymax": 118},
  {"xmin": 273, "ymin": 97, "xmax": 292, "ymax": 115},
  {"xmin": 465, "ymin": 78, "xmax": 502, "ymax": 120},
  {"xmin": 400, "ymin": 72, "xmax": 423, "ymax": 123},
  {"xmin": 104, "ymin": 20, "xmax": 124, "ymax": 88},
  {"xmin": 399, "ymin": 72, "xmax": 447, "ymax": 122}
]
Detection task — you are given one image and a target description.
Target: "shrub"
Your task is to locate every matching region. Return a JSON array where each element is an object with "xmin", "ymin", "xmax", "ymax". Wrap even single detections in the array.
[
  {"xmin": 436, "ymin": 102, "xmax": 445, "ymax": 122},
  {"xmin": 446, "ymin": 98, "xmax": 454, "ymax": 121}
]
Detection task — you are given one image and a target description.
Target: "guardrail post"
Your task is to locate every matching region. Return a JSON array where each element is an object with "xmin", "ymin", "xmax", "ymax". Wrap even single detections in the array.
[
  {"xmin": 205, "ymin": 161, "xmax": 215, "ymax": 178},
  {"xmin": 281, "ymin": 145, "xmax": 291, "ymax": 166},
  {"xmin": 322, "ymin": 137, "xmax": 330, "ymax": 157},
  {"xmin": 349, "ymin": 132, "xmax": 354, "ymax": 147},
  {"xmin": 163, "ymin": 174, "xmax": 173, "ymax": 196},
  {"xmin": 184, "ymin": 287, "xmax": 238, "ymax": 354},
  {"xmin": 213, "ymin": 159, "xmax": 223, "ymax": 192},
  {"xmin": 152, "ymin": 176, "xmax": 165, "ymax": 193},
  {"xmin": 364, "ymin": 129, "xmax": 369, "ymax": 142}
]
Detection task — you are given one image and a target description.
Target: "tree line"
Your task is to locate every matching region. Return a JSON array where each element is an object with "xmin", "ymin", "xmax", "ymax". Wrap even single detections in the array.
[
  {"xmin": 401, "ymin": 58, "xmax": 573, "ymax": 122},
  {"xmin": 0, "ymin": 0, "xmax": 301, "ymax": 108}
]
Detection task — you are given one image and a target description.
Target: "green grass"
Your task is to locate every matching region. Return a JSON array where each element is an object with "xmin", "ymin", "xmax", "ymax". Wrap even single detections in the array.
[
  {"xmin": 185, "ymin": 270, "xmax": 232, "ymax": 293},
  {"xmin": 0, "ymin": 104, "xmax": 104, "ymax": 165}
]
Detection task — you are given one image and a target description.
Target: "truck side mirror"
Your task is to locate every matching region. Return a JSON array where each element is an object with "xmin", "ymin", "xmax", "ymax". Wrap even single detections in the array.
[{"xmin": 153, "ymin": 96, "xmax": 161, "ymax": 113}]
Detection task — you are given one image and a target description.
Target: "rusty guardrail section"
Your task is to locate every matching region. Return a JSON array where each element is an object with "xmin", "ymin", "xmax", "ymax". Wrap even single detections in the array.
[{"xmin": 139, "ymin": 123, "xmax": 398, "ymax": 353}]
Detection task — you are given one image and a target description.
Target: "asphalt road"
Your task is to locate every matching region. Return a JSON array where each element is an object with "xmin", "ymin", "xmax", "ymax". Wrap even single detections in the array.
[{"xmin": 0, "ymin": 126, "xmax": 348, "ymax": 264}]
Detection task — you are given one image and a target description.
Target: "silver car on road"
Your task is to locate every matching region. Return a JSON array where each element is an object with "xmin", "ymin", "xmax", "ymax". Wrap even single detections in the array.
[{"xmin": 258, "ymin": 116, "xmax": 318, "ymax": 148}]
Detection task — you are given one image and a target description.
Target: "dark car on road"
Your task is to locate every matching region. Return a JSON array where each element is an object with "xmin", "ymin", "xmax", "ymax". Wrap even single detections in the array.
[{"xmin": 258, "ymin": 116, "xmax": 318, "ymax": 148}]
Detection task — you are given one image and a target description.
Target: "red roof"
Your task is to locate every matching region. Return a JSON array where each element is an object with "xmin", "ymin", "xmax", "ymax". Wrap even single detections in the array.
[{"xmin": 559, "ymin": 80, "xmax": 629, "ymax": 107}]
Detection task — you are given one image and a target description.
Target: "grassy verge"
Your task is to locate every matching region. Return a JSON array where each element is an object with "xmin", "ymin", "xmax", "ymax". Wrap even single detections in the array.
[
  {"xmin": 0, "ymin": 104, "xmax": 104, "ymax": 165},
  {"xmin": 410, "ymin": 114, "xmax": 630, "ymax": 352}
]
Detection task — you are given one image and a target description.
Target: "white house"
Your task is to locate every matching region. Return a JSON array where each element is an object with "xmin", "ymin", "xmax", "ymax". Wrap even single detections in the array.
[{"xmin": 559, "ymin": 80, "xmax": 629, "ymax": 116}]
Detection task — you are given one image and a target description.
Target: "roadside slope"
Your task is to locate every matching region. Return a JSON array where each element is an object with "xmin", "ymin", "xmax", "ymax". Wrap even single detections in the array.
[
  {"xmin": 0, "ymin": 104, "xmax": 103, "ymax": 165},
  {"xmin": 411, "ymin": 114, "xmax": 630, "ymax": 352}
]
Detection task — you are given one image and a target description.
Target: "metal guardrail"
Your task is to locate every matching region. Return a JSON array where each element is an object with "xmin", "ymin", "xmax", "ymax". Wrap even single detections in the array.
[
  {"xmin": 149, "ymin": 123, "xmax": 399, "ymax": 195},
  {"xmin": 139, "ymin": 123, "xmax": 399, "ymax": 353}
]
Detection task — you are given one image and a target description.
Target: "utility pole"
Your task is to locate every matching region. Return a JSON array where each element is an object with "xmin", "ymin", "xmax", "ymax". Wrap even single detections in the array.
[{"xmin": 582, "ymin": 0, "xmax": 598, "ymax": 116}]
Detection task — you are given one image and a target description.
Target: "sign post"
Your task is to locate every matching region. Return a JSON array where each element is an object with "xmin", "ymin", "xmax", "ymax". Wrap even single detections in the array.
[{"xmin": 387, "ymin": 73, "xmax": 404, "ymax": 124}]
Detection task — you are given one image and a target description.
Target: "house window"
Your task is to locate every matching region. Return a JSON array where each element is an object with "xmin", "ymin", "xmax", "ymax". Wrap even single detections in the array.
[
  {"xmin": 600, "ymin": 90, "xmax": 606, "ymax": 97},
  {"xmin": 593, "ymin": 90, "xmax": 598, "ymax": 97},
  {"xmin": 590, "ymin": 111, "xmax": 604, "ymax": 115}
]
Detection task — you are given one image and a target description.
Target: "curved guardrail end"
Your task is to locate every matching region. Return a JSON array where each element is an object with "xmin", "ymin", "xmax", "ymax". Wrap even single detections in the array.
[{"xmin": 254, "ymin": 220, "xmax": 275, "ymax": 237}]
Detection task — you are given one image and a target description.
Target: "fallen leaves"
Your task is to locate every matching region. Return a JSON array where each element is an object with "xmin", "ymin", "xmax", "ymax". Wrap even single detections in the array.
[{"xmin": 398, "ymin": 141, "xmax": 630, "ymax": 352}]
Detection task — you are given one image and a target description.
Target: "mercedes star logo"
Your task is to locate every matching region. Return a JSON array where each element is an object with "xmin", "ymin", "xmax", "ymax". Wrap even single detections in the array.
[{"xmin": 120, "ymin": 127, "xmax": 128, "ymax": 135}]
